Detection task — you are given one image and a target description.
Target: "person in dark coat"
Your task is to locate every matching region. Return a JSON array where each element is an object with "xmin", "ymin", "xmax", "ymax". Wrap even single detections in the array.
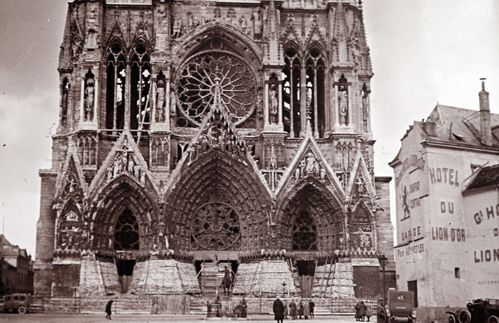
[
  {"xmin": 309, "ymin": 299, "xmax": 315, "ymax": 318},
  {"xmin": 298, "ymin": 299, "xmax": 304, "ymax": 319},
  {"xmin": 359, "ymin": 301, "xmax": 368, "ymax": 321},
  {"xmin": 377, "ymin": 298, "xmax": 387, "ymax": 323},
  {"xmin": 289, "ymin": 299, "xmax": 297, "ymax": 320},
  {"xmin": 105, "ymin": 300, "xmax": 114, "ymax": 320},
  {"xmin": 355, "ymin": 301, "xmax": 362, "ymax": 321},
  {"xmin": 273, "ymin": 297, "xmax": 285, "ymax": 323}
]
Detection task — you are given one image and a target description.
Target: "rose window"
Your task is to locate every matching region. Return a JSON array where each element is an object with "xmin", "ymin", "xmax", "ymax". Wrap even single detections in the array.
[
  {"xmin": 176, "ymin": 51, "xmax": 257, "ymax": 126},
  {"xmin": 191, "ymin": 202, "xmax": 241, "ymax": 250}
]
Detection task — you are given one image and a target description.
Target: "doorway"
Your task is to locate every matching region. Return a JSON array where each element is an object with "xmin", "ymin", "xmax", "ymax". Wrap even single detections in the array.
[{"xmin": 407, "ymin": 280, "xmax": 418, "ymax": 307}]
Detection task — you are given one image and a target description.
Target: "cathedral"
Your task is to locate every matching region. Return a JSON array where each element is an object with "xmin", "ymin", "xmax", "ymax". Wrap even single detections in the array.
[{"xmin": 35, "ymin": 0, "xmax": 394, "ymax": 314}]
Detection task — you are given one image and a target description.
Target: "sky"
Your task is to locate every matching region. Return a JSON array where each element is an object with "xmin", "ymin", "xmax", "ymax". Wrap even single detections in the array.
[{"xmin": 0, "ymin": 0, "xmax": 498, "ymax": 256}]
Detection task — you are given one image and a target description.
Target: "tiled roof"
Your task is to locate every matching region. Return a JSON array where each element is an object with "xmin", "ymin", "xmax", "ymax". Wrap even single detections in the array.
[
  {"xmin": 464, "ymin": 164, "xmax": 499, "ymax": 191},
  {"xmin": 414, "ymin": 104, "xmax": 499, "ymax": 146}
]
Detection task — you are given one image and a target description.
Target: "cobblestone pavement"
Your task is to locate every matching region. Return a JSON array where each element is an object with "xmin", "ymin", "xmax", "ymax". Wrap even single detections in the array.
[{"xmin": 0, "ymin": 314, "xmax": 360, "ymax": 323}]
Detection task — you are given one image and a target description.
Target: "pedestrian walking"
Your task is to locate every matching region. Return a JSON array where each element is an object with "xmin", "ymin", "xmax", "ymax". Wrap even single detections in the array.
[
  {"xmin": 309, "ymin": 299, "xmax": 315, "ymax": 318},
  {"xmin": 289, "ymin": 299, "xmax": 297, "ymax": 320},
  {"xmin": 359, "ymin": 301, "xmax": 368, "ymax": 321},
  {"xmin": 298, "ymin": 299, "xmax": 304, "ymax": 319},
  {"xmin": 303, "ymin": 299, "xmax": 310, "ymax": 319},
  {"xmin": 105, "ymin": 299, "xmax": 114, "ymax": 320},
  {"xmin": 377, "ymin": 298, "xmax": 388, "ymax": 323},
  {"xmin": 273, "ymin": 297, "xmax": 285, "ymax": 323}
]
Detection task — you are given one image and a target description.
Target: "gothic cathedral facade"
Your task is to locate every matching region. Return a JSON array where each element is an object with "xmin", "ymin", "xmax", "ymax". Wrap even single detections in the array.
[{"xmin": 35, "ymin": 0, "xmax": 394, "ymax": 309}]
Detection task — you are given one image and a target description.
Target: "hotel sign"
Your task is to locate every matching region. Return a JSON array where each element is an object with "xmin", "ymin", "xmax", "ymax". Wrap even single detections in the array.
[{"xmin": 106, "ymin": 0, "xmax": 152, "ymax": 5}]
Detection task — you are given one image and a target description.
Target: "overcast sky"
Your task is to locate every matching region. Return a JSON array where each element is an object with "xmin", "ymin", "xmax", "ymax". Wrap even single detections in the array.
[{"xmin": 0, "ymin": 0, "xmax": 498, "ymax": 256}]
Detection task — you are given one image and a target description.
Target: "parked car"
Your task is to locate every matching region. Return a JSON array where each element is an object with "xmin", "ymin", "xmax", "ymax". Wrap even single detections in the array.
[
  {"xmin": 386, "ymin": 290, "xmax": 417, "ymax": 322},
  {"xmin": 1, "ymin": 293, "xmax": 32, "ymax": 314},
  {"xmin": 447, "ymin": 298, "xmax": 499, "ymax": 323}
]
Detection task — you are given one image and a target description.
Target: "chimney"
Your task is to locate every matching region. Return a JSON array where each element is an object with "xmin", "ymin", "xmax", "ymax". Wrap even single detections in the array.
[{"xmin": 479, "ymin": 78, "xmax": 492, "ymax": 146}]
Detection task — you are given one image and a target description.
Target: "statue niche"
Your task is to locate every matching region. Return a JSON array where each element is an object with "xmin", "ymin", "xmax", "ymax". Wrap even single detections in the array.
[
  {"xmin": 337, "ymin": 75, "xmax": 349, "ymax": 126},
  {"xmin": 83, "ymin": 70, "xmax": 95, "ymax": 122},
  {"xmin": 155, "ymin": 75, "xmax": 166, "ymax": 123},
  {"xmin": 269, "ymin": 76, "xmax": 279, "ymax": 124}
]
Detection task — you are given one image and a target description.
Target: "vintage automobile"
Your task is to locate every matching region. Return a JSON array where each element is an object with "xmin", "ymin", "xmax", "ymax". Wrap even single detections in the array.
[
  {"xmin": 447, "ymin": 298, "xmax": 499, "ymax": 323},
  {"xmin": 0, "ymin": 293, "xmax": 32, "ymax": 314},
  {"xmin": 386, "ymin": 290, "xmax": 417, "ymax": 323}
]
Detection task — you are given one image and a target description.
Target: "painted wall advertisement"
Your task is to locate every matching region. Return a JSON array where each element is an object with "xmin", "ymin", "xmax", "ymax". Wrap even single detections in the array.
[
  {"xmin": 395, "ymin": 153, "xmax": 427, "ymax": 245},
  {"xmin": 465, "ymin": 190, "xmax": 499, "ymax": 298}
]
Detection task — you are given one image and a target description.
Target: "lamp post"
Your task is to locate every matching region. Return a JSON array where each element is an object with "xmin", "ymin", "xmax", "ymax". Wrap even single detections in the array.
[{"xmin": 378, "ymin": 255, "xmax": 387, "ymax": 302}]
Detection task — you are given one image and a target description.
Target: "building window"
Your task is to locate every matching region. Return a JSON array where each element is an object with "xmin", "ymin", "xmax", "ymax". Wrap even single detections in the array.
[
  {"xmin": 61, "ymin": 77, "xmax": 70, "ymax": 127},
  {"xmin": 454, "ymin": 267, "xmax": 460, "ymax": 278},
  {"xmin": 305, "ymin": 46, "xmax": 326, "ymax": 137},
  {"xmin": 130, "ymin": 42, "xmax": 151, "ymax": 130},
  {"xmin": 106, "ymin": 42, "xmax": 126, "ymax": 130},
  {"xmin": 283, "ymin": 46, "xmax": 302, "ymax": 137}
]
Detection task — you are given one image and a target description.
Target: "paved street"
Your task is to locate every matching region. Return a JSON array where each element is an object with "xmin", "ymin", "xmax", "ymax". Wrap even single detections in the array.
[{"xmin": 0, "ymin": 314, "xmax": 360, "ymax": 323}]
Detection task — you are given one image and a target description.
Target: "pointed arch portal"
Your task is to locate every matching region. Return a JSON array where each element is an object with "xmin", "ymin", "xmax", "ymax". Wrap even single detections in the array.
[
  {"xmin": 278, "ymin": 180, "xmax": 344, "ymax": 252},
  {"xmin": 166, "ymin": 150, "xmax": 271, "ymax": 252}
]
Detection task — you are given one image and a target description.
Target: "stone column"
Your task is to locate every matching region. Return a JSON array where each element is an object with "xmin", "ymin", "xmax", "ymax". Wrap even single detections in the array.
[
  {"xmin": 264, "ymin": 81, "xmax": 270, "ymax": 128},
  {"xmin": 278, "ymin": 81, "xmax": 283, "ymax": 128},
  {"xmin": 125, "ymin": 62, "xmax": 131, "ymax": 130}
]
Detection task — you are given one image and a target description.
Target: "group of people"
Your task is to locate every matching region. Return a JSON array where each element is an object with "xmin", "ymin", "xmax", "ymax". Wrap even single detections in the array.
[
  {"xmin": 355, "ymin": 298, "xmax": 388, "ymax": 323},
  {"xmin": 273, "ymin": 297, "xmax": 315, "ymax": 322},
  {"xmin": 354, "ymin": 300, "xmax": 369, "ymax": 321}
]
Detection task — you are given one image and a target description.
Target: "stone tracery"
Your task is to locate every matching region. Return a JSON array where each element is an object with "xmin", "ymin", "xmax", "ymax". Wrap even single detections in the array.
[{"xmin": 176, "ymin": 50, "xmax": 258, "ymax": 126}]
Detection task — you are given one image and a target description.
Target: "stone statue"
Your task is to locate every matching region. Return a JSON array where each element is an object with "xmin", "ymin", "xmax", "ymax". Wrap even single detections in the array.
[
  {"xmin": 187, "ymin": 12, "xmax": 195, "ymax": 31},
  {"xmin": 361, "ymin": 85, "xmax": 370, "ymax": 129},
  {"xmin": 172, "ymin": 15, "xmax": 183, "ymax": 38},
  {"xmin": 127, "ymin": 156, "xmax": 135, "ymax": 174},
  {"xmin": 156, "ymin": 79, "xmax": 166, "ymax": 122},
  {"xmin": 305, "ymin": 152, "xmax": 316, "ymax": 174},
  {"xmin": 84, "ymin": 77, "xmax": 95, "ymax": 121},
  {"xmin": 269, "ymin": 85, "xmax": 278, "ymax": 124},
  {"xmin": 338, "ymin": 85, "xmax": 348, "ymax": 125},
  {"xmin": 61, "ymin": 80, "xmax": 69, "ymax": 126},
  {"xmin": 239, "ymin": 15, "xmax": 248, "ymax": 34},
  {"xmin": 252, "ymin": 8, "xmax": 262, "ymax": 38}
]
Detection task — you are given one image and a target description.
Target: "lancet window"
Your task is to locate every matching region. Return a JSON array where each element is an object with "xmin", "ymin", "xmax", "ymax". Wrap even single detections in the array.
[
  {"xmin": 283, "ymin": 46, "xmax": 301, "ymax": 137},
  {"xmin": 130, "ymin": 42, "xmax": 151, "ymax": 130},
  {"xmin": 105, "ymin": 41, "xmax": 151, "ymax": 131},
  {"xmin": 106, "ymin": 42, "xmax": 126, "ymax": 130},
  {"xmin": 60, "ymin": 77, "xmax": 70, "ymax": 127},
  {"xmin": 305, "ymin": 46, "xmax": 326, "ymax": 137},
  {"xmin": 283, "ymin": 44, "xmax": 326, "ymax": 138}
]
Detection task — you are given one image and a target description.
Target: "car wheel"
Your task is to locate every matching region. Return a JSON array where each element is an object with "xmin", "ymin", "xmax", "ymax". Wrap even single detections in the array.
[
  {"xmin": 458, "ymin": 310, "xmax": 471, "ymax": 323},
  {"xmin": 488, "ymin": 315, "xmax": 499, "ymax": 323},
  {"xmin": 448, "ymin": 314, "xmax": 457, "ymax": 323},
  {"xmin": 18, "ymin": 305, "xmax": 27, "ymax": 315}
]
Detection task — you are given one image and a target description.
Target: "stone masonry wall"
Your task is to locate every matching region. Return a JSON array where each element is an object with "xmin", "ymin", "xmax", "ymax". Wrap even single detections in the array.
[{"xmin": 34, "ymin": 171, "xmax": 57, "ymax": 297}]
